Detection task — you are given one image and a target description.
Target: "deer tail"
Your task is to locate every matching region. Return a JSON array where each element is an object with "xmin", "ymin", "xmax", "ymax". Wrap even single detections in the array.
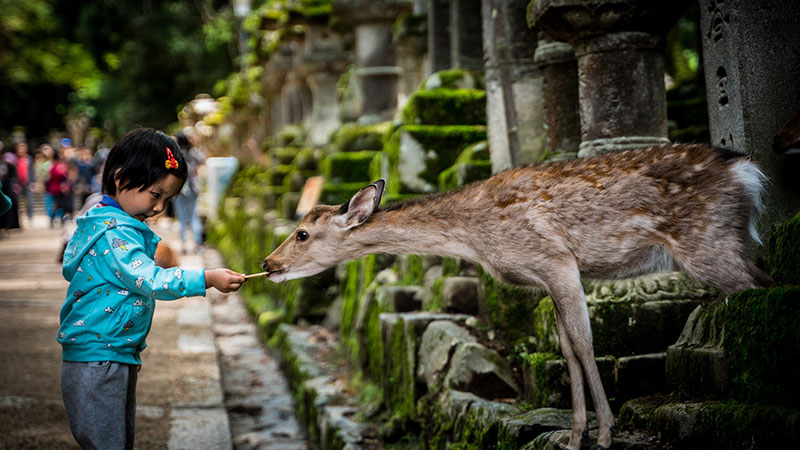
[{"xmin": 729, "ymin": 157, "xmax": 768, "ymax": 246}]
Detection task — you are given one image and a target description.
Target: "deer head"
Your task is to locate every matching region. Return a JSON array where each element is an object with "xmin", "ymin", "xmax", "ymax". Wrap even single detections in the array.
[{"xmin": 261, "ymin": 179, "xmax": 385, "ymax": 283}]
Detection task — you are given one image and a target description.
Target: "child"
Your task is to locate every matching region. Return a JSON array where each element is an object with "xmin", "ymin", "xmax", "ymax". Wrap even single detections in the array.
[{"xmin": 56, "ymin": 128, "xmax": 246, "ymax": 449}]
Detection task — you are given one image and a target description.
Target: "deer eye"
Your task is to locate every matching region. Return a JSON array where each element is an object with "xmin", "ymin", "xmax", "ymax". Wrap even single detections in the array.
[{"xmin": 296, "ymin": 230, "xmax": 309, "ymax": 242}]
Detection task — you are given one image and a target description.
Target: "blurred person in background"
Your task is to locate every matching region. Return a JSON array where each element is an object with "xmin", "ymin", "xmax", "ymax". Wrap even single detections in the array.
[
  {"xmin": 0, "ymin": 151, "xmax": 20, "ymax": 235},
  {"xmin": 36, "ymin": 143, "xmax": 56, "ymax": 222},
  {"xmin": 172, "ymin": 131, "xmax": 205, "ymax": 253},
  {"xmin": 47, "ymin": 145, "xmax": 73, "ymax": 226},
  {"xmin": 74, "ymin": 146, "xmax": 97, "ymax": 205},
  {"xmin": 15, "ymin": 141, "xmax": 35, "ymax": 221}
]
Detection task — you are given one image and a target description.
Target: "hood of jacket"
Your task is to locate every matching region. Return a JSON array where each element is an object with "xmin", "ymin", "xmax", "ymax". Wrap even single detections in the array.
[{"xmin": 62, "ymin": 204, "xmax": 160, "ymax": 281}]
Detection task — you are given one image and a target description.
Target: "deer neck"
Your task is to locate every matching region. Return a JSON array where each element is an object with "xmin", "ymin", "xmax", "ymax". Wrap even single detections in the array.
[{"xmin": 344, "ymin": 196, "xmax": 481, "ymax": 262}]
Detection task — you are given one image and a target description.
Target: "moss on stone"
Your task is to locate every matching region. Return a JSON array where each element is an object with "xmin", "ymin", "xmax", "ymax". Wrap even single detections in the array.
[
  {"xmin": 521, "ymin": 352, "xmax": 560, "ymax": 408},
  {"xmin": 531, "ymin": 297, "xmax": 560, "ymax": 354},
  {"xmin": 438, "ymin": 161, "xmax": 492, "ymax": 191},
  {"xmin": 292, "ymin": 147, "xmax": 318, "ymax": 171},
  {"xmin": 401, "ymin": 89, "xmax": 487, "ymax": 126},
  {"xmin": 322, "ymin": 150, "xmax": 379, "ymax": 183},
  {"xmin": 479, "ymin": 266, "xmax": 541, "ymax": 344},
  {"xmin": 387, "ymin": 318, "xmax": 417, "ymax": 424},
  {"xmin": 648, "ymin": 400, "xmax": 800, "ymax": 449},
  {"xmin": 269, "ymin": 146, "xmax": 302, "ymax": 165},
  {"xmin": 768, "ymin": 210, "xmax": 800, "ymax": 285},
  {"xmin": 421, "ymin": 69, "xmax": 485, "ymax": 91},
  {"xmin": 330, "ymin": 122, "xmax": 390, "ymax": 152},
  {"xmin": 339, "ymin": 260, "xmax": 362, "ymax": 339},
  {"xmin": 398, "ymin": 254, "xmax": 426, "ymax": 286},
  {"xmin": 724, "ymin": 286, "xmax": 800, "ymax": 406},
  {"xmin": 385, "ymin": 125, "xmax": 488, "ymax": 194},
  {"xmin": 320, "ymin": 181, "xmax": 364, "ymax": 205}
]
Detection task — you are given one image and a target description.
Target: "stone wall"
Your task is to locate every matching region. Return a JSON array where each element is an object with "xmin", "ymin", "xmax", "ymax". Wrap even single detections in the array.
[{"xmin": 199, "ymin": 1, "xmax": 800, "ymax": 449}]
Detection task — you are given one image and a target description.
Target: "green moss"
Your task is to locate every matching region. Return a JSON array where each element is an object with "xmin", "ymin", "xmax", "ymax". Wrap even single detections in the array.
[
  {"xmin": 267, "ymin": 164, "xmax": 294, "ymax": 187},
  {"xmin": 274, "ymin": 124, "xmax": 306, "ymax": 147},
  {"xmin": 269, "ymin": 146, "xmax": 302, "ymax": 165},
  {"xmin": 322, "ymin": 150, "xmax": 379, "ymax": 183},
  {"xmin": 393, "ymin": 13, "xmax": 427, "ymax": 40},
  {"xmin": 438, "ymin": 161, "xmax": 492, "ymax": 191},
  {"xmin": 531, "ymin": 297, "xmax": 559, "ymax": 354},
  {"xmin": 365, "ymin": 292, "xmax": 388, "ymax": 380},
  {"xmin": 385, "ymin": 125, "xmax": 488, "ymax": 194},
  {"xmin": 401, "ymin": 89, "xmax": 487, "ymax": 126},
  {"xmin": 522, "ymin": 352, "xmax": 560, "ymax": 407},
  {"xmin": 648, "ymin": 400, "xmax": 800, "ymax": 449},
  {"xmin": 330, "ymin": 122, "xmax": 390, "ymax": 152},
  {"xmin": 724, "ymin": 286, "xmax": 800, "ymax": 406},
  {"xmin": 398, "ymin": 254, "xmax": 426, "ymax": 286},
  {"xmin": 768, "ymin": 211, "xmax": 800, "ymax": 285},
  {"xmin": 387, "ymin": 318, "xmax": 417, "ymax": 424},
  {"xmin": 339, "ymin": 260, "xmax": 362, "ymax": 339},
  {"xmin": 292, "ymin": 147, "xmax": 318, "ymax": 171},
  {"xmin": 319, "ymin": 181, "xmax": 364, "ymax": 205},
  {"xmin": 479, "ymin": 265, "xmax": 541, "ymax": 344},
  {"xmin": 421, "ymin": 69, "xmax": 485, "ymax": 90}
]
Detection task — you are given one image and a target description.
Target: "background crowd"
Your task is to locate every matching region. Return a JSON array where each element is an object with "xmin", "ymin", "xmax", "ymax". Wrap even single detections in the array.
[{"xmin": 0, "ymin": 132, "xmax": 206, "ymax": 254}]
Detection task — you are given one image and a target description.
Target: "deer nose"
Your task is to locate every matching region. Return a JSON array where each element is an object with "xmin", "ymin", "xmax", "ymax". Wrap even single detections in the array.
[{"xmin": 262, "ymin": 260, "xmax": 270, "ymax": 271}]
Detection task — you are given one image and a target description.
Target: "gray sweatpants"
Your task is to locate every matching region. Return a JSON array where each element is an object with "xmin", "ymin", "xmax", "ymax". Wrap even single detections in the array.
[{"xmin": 61, "ymin": 361, "xmax": 138, "ymax": 450}]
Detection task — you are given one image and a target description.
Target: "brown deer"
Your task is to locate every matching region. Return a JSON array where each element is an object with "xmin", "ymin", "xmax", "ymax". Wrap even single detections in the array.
[{"xmin": 261, "ymin": 143, "xmax": 771, "ymax": 450}]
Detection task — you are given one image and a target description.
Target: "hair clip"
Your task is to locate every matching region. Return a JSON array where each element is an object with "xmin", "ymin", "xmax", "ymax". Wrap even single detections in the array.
[{"xmin": 165, "ymin": 147, "xmax": 179, "ymax": 169}]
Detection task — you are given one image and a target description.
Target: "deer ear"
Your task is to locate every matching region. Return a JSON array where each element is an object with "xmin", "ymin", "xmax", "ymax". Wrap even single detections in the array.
[{"xmin": 335, "ymin": 179, "xmax": 385, "ymax": 230}]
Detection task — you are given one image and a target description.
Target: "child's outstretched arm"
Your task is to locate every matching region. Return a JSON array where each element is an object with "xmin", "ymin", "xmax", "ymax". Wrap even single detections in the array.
[
  {"xmin": 205, "ymin": 268, "xmax": 246, "ymax": 293},
  {"xmin": 101, "ymin": 227, "xmax": 210, "ymax": 299}
]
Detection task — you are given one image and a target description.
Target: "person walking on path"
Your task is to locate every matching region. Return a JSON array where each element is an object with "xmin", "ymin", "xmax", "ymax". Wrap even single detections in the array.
[
  {"xmin": 15, "ymin": 142, "xmax": 35, "ymax": 221},
  {"xmin": 0, "ymin": 152, "xmax": 20, "ymax": 235},
  {"xmin": 56, "ymin": 128, "xmax": 247, "ymax": 450},
  {"xmin": 47, "ymin": 146, "xmax": 73, "ymax": 226},
  {"xmin": 172, "ymin": 131, "xmax": 205, "ymax": 254},
  {"xmin": 36, "ymin": 143, "xmax": 57, "ymax": 223}
]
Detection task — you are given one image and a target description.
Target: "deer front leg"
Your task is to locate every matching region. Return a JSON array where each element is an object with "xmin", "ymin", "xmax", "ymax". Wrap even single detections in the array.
[
  {"xmin": 553, "ymin": 307, "xmax": 589, "ymax": 450},
  {"xmin": 548, "ymin": 266, "xmax": 615, "ymax": 450}
]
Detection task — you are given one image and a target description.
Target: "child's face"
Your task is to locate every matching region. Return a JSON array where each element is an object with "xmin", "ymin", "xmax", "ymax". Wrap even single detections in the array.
[{"xmin": 114, "ymin": 174, "xmax": 184, "ymax": 222}]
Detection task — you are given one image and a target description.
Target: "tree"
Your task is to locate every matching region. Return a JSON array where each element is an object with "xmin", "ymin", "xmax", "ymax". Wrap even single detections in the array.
[{"xmin": 1, "ymin": 0, "xmax": 237, "ymax": 142}]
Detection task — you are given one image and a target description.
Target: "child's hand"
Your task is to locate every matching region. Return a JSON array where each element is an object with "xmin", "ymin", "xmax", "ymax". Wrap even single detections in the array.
[{"xmin": 205, "ymin": 268, "xmax": 246, "ymax": 293}]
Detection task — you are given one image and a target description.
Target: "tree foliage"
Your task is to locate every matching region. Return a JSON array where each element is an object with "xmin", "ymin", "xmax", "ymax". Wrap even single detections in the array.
[{"xmin": 1, "ymin": 0, "xmax": 236, "ymax": 141}]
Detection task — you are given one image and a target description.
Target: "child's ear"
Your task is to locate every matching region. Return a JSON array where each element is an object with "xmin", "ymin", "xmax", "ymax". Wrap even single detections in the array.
[{"xmin": 114, "ymin": 169, "xmax": 122, "ymax": 190}]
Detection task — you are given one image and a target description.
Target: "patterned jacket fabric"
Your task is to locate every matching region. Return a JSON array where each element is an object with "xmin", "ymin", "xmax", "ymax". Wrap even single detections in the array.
[{"xmin": 57, "ymin": 200, "xmax": 206, "ymax": 364}]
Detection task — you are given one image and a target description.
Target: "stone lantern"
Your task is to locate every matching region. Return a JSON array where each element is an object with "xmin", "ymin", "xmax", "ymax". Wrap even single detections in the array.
[
  {"xmin": 333, "ymin": 0, "xmax": 413, "ymax": 123},
  {"xmin": 531, "ymin": 0, "xmax": 691, "ymax": 158}
]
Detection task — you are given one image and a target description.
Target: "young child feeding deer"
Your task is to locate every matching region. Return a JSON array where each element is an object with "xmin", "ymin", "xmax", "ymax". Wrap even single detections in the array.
[{"xmin": 261, "ymin": 143, "xmax": 771, "ymax": 450}]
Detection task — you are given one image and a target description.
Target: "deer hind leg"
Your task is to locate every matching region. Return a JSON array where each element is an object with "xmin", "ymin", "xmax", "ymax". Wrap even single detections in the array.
[
  {"xmin": 552, "ymin": 307, "xmax": 589, "ymax": 450},
  {"xmin": 548, "ymin": 264, "xmax": 615, "ymax": 449}
]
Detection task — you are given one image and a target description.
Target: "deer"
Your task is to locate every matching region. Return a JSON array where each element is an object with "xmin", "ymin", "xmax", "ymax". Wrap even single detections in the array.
[{"xmin": 261, "ymin": 143, "xmax": 771, "ymax": 450}]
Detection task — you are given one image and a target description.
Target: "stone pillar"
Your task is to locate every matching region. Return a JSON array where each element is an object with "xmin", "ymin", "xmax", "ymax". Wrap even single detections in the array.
[
  {"xmin": 451, "ymin": 0, "xmax": 484, "ymax": 70},
  {"xmin": 395, "ymin": 13, "xmax": 428, "ymax": 108},
  {"xmin": 533, "ymin": 32, "xmax": 580, "ymax": 160},
  {"xmin": 301, "ymin": 18, "xmax": 350, "ymax": 146},
  {"xmin": 262, "ymin": 44, "xmax": 294, "ymax": 136},
  {"xmin": 427, "ymin": 0, "xmax": 451, "ymax": 72},
  {"xmin": 699, "ymin": 0, "xmax": 800, "ymax": 233},
  {"xmin": 531, "ymin": 0, "xmax": 690, "ymax": 158},
  {"xmin": 333, "ymin": 0, "xmax": 413, "ymax": 123},
  {"xmin": 482, "ymin": 0, "xmax": 546, "ymax": 172}
]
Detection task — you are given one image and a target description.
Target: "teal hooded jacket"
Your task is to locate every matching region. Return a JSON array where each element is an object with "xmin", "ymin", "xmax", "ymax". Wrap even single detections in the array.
[{"xmin": 57, "ymin": 198, "xmax": 206, "ymax": 364}]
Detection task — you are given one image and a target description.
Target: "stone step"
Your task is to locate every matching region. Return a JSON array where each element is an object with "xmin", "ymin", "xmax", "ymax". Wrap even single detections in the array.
[
  {"xmin": 523, "ymin": 353, "xmax": 667, "ymax": 412},
  {"xmin": 618, "ymin": 396, "xmax": 800, "ymax": 449},
  {"xmin": 273, "ymin": 324, "xmax": 384, "ymax": 450}
]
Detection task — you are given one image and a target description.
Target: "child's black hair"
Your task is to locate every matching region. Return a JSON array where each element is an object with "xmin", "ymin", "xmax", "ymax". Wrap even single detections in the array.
[{"xmin": 102, "ymin": 128, "xmax": 188, "ymax": 195}]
